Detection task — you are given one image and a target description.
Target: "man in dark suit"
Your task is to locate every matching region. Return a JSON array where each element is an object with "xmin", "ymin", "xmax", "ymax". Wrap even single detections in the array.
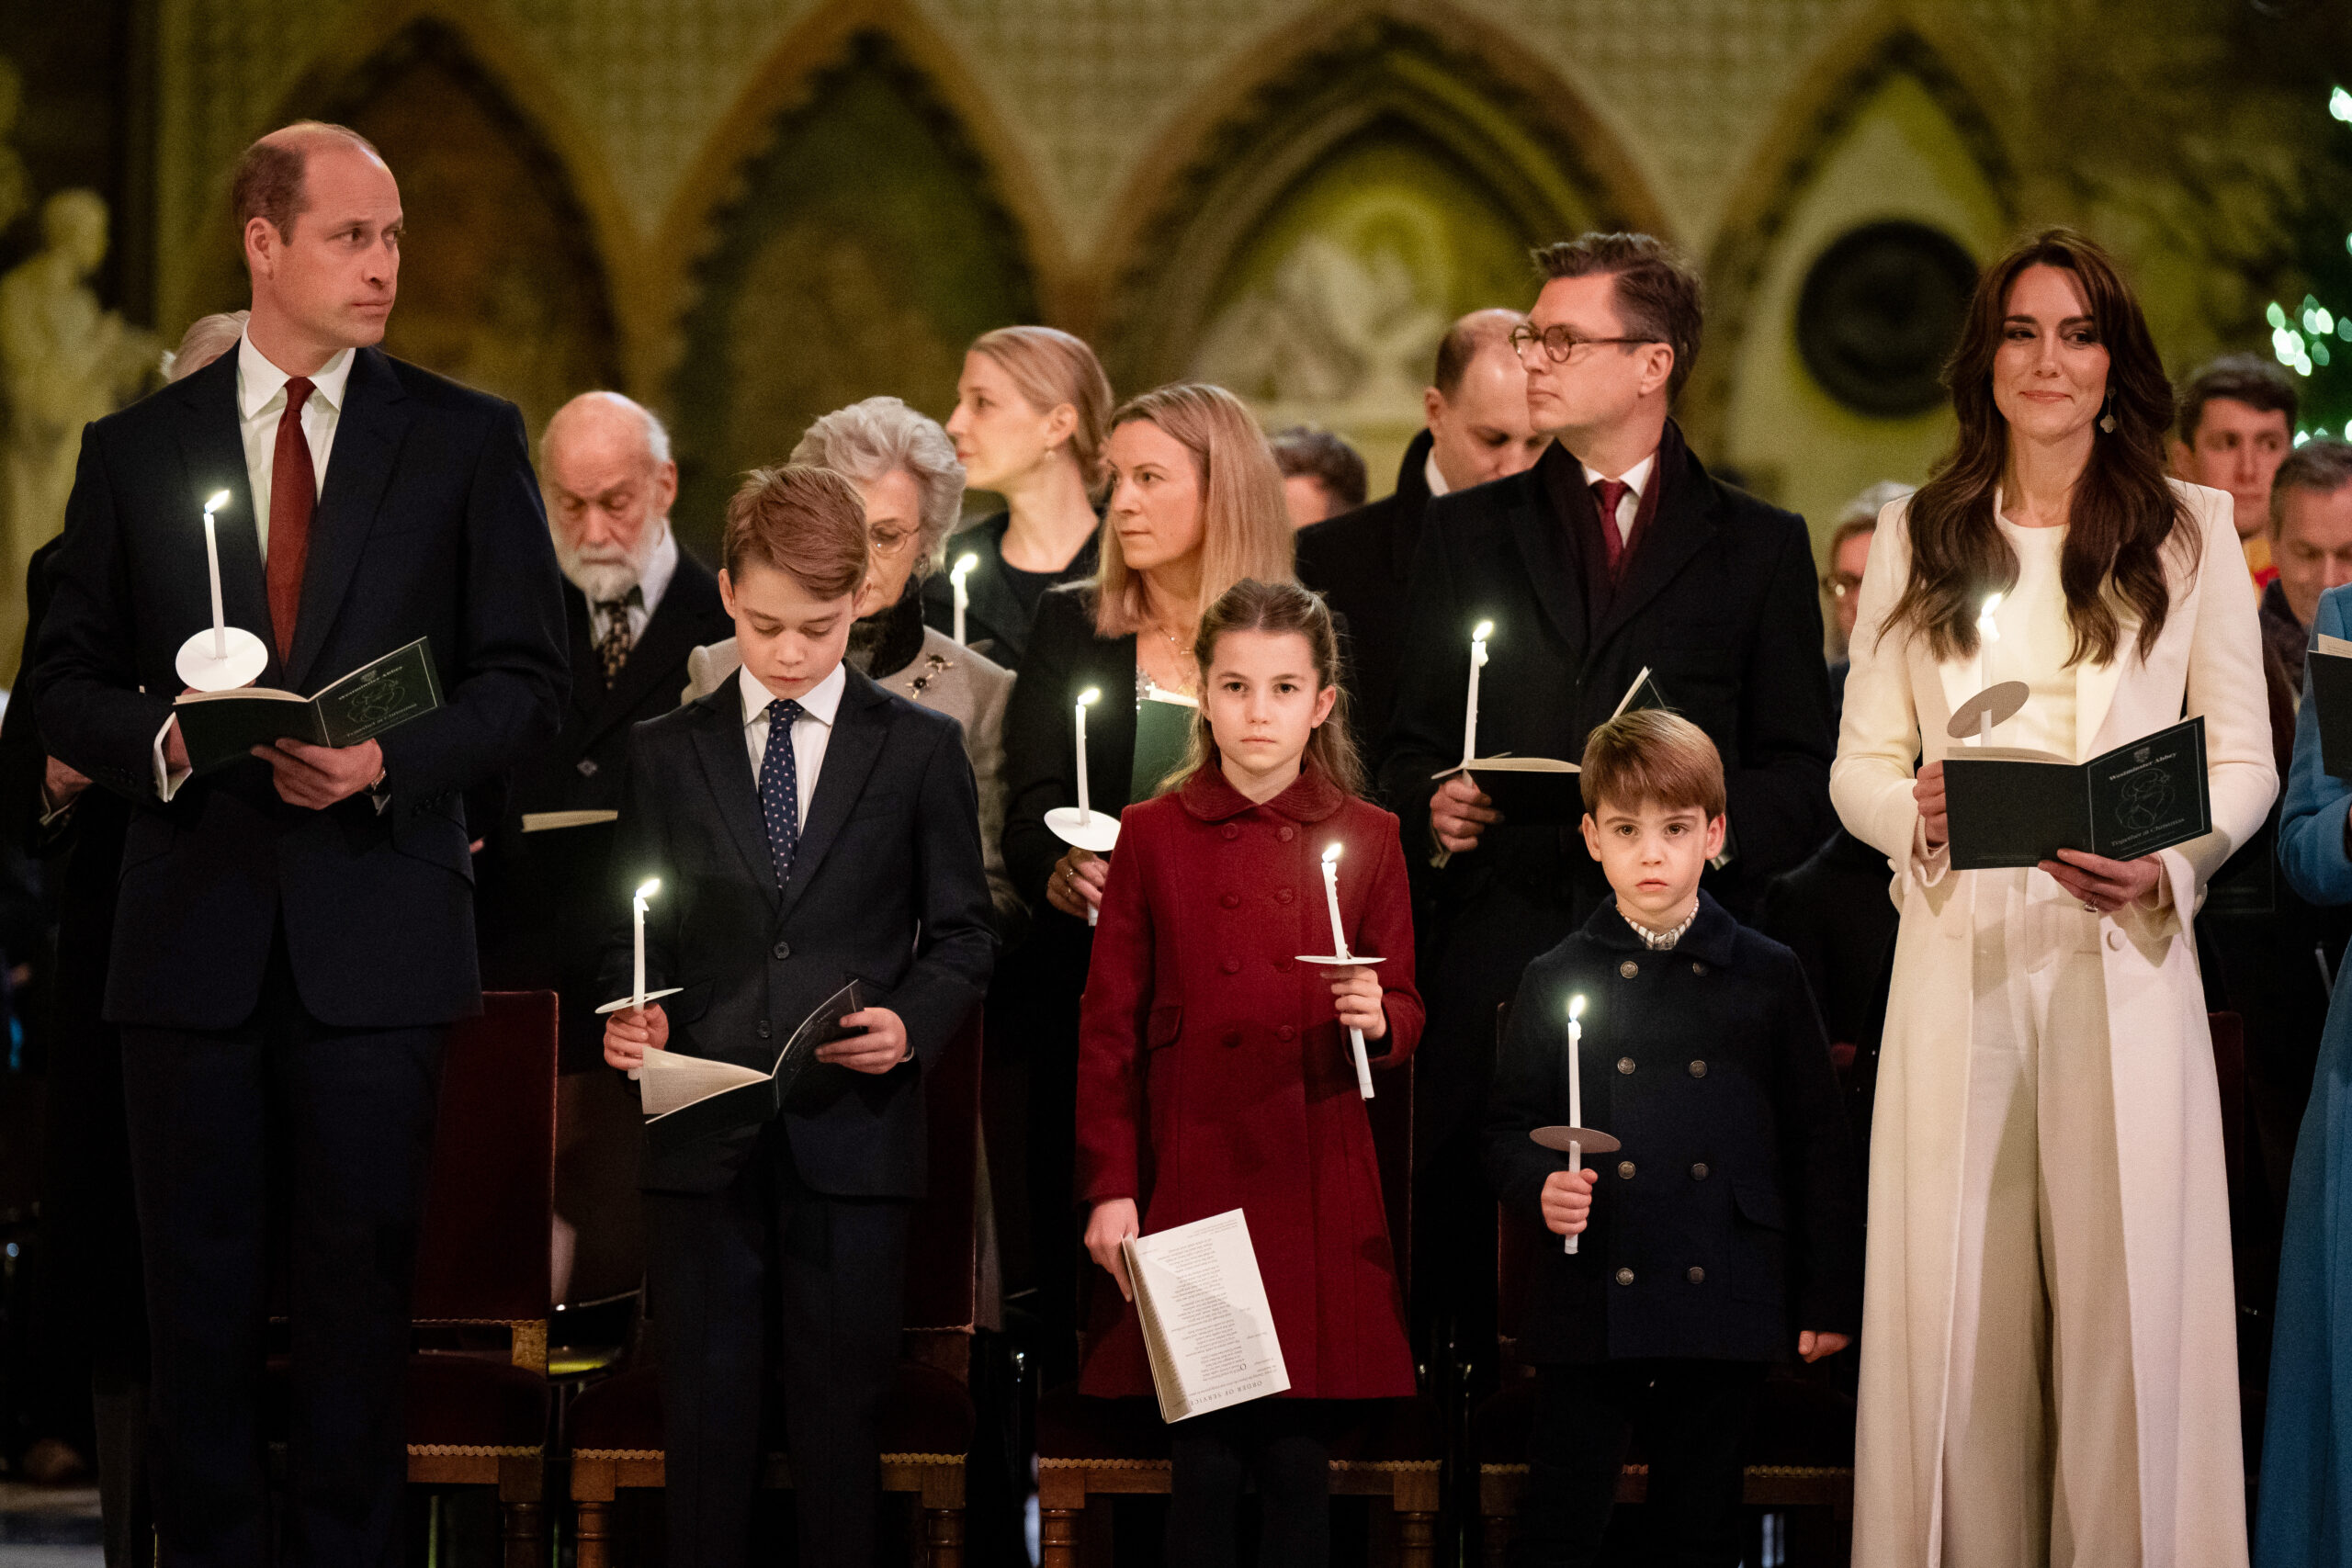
[
  {"xmin": 1295, "ymin": 307, "xmax": 1547, "ymax": 744},
  {"xmin": 32, "ymin": 122, "xmax": 568, "ymax": 1566},
  {"xmin": 600, "ymin": 465, "xmax": 993, "ymax": 1568},
  {"xmin": 1379, "ymin": 232, "xmax": 1835, "ymax": 1367},
  {"xmin": 475, "ymin": 391, "xmax": 731, "ymax": 1303}
]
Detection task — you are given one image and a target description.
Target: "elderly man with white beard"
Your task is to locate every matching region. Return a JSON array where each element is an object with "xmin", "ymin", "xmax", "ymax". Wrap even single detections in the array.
[{"xmin": 475, "ymin": 389, "xmax": 732, "ymax": 1303}]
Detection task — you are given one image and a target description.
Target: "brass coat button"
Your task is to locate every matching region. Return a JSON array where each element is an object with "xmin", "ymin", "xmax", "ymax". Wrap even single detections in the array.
[
  {"xmin": 1614, "ymin": 1268, "xmax": 1634, "ymax": 1286},
  {"xmin": 1687, "ymin": 1267, "xmax": 1706, "ymax": 1285},
  {"xmin": 1690, "ymin": 1162, "xmax": 1710, "ymax": 1180},
  {"xmin": 1692, "ymin": 961, "xmax": 1707, "ymax": 976},
  {"xmin": 1619, "ymin": 960, "xmax": 1639, "ymax": 978},
  {"xmin": 1689, "ymin": 1060, "xmax": 1708, "ymax": 1078},
  {"xmin": 1617, "ymin": 1057, "xmax": 1636, "ymax": 1075},
  {"xmin": 1617, "ymin": 1161, "xmax": 1635, "ymax": 1179}
]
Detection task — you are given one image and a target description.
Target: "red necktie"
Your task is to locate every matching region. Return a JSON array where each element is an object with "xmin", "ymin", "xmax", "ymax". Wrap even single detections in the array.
[
  {"xmin": 266, "ymin": 377, "xmax": 317, "ymax": 663},
  {"xmin": 1592, "ymin": 479, "xmax": 1631, "ymax": 573}
]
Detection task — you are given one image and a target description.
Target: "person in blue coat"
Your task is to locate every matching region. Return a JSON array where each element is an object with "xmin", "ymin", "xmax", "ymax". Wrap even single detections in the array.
[{"xmin": 2264, "ymin": 577, "xmax": 2352, "ymax": 1565}]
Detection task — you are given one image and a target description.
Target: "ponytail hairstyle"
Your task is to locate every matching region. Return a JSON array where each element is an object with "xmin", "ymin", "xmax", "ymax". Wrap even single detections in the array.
[
  {"xmin": 1159, "ymin": 578, "xmax": 1363, "ymax": 797},
  {"xmin": 1881, "ymin": 226, "xmax": 2192, "ymax": 667}
]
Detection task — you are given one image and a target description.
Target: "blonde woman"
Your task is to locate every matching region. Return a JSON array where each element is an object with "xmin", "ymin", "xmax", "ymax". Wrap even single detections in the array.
[{"xmin": 929, "ymin": 325, "xmax": 1114, "ymax": 667}]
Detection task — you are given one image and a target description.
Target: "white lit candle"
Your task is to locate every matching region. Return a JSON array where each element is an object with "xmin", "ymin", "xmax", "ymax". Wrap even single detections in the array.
[
  {"xmin": 1323, "ymin": 844, "xmax": 1375, "ymax": 1100},
  {"xmin": 1566, "ymin": 993, "xmax": 1586, "ymax": 1255},
  {"xmin": 951, "ymin": 553, "xmax": 978, "ymax": 645},
  {"xmin": 202, "ymin": 490, "xmax": 232, "ymax": 658},
  {"xmin": 1974, "ymin": 594, "xmax": 2003, "ymax": 743},
  {"xmin": 629, "ymin": 877, "xmax": 660, "ymax": 1080},
  {"xmin": 1074, "ymin": 687, "xmax": 1100, "ymax": 821},
  {"xmin": 1462, "ymin": 619, "xmax": 1492, "ymax": 766}
]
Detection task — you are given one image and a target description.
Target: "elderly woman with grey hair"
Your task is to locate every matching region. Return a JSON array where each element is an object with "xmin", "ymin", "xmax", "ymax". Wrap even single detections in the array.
[{"xmin": 685, "ymin": 395, "xmax": 1024, "ymax": 935}]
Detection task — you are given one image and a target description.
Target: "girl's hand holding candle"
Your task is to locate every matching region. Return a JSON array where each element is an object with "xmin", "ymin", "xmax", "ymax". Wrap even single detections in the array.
[{"xmin": 1329, "ymin": 966, "xmax": 1387, "ymax": 1038}]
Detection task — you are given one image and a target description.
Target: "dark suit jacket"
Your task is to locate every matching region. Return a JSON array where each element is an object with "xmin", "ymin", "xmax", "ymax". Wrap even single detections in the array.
[
  {"xmin": 1483, "ymin": 894, "xmax": 1862, "ymax": 1364},
  {"xmin": 920, "ymin": 511, "xmax": 1099, "ymax": 670},
  {"xmin": 33, "ymin": 345, "xmax": 570, "ymax": 1031},
  {"xmin": 478, "ymin": 556, "xmax": 732, "ymax": 1069},
  {"xmin": 1295, "ymin": 429, "xmax": 1434, "ymax": 748},
  {"xmin": 603, "ymin": 667, "xmax": 995, "ymax": 1197}
]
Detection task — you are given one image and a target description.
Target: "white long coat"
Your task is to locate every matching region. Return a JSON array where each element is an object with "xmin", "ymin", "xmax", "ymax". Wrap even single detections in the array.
[{"xmin": 1831, "ymin": 480, "xmax": 2275, "ymax": 1567}]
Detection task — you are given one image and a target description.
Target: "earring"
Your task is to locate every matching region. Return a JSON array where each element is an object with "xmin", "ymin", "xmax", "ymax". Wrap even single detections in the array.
[{"xmin": 2098, "ymin": 393, "xmax": 2118, "ymax": 434}]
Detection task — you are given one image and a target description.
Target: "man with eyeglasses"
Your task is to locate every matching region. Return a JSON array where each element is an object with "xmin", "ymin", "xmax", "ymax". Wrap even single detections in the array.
[{"xmin": 1376, "ymin": 231, "xmax": 1838, "ymax": 1386}]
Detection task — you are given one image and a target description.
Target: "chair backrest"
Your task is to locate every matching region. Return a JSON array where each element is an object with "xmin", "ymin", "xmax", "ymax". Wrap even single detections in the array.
[
  {"xmin": 903, "ymin": 1011, "xmax": 983, "ymax": 1345},
  {"xmin": 412, "ymin": 990, "xmax": 558, "ymax": 1325}
]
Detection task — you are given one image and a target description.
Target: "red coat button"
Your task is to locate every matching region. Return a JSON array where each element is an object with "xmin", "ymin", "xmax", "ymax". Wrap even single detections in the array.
[
  {"xmin": 1221, "ymin": 1028, "xmax": 1241, "ymax": 1048},
  {"xmin": 1275, "ymin": 956, "xmax": 1294, "ymax": 972},
  {"xmin": 1277, "ymin": 1024, "xmax": 1296, "ymax": 1042},
  {"xmin": 1279, "ymin": 826, "xmax": 1296, "ymax": 842},
  {"xmin": 1221, "ymin": 825, "xmax": 1238, "ymax": 840},
  {"xmin": 1220, "ymin": 957, "xmax": 1240, "ymax": 975},
  {"xmin": 1275, "ymin": 888, "xmax": 1295, "ymax": 904},
  {"xmin": 1220, "ymin": 893, "xmax": 1239, "ymax": 908}
]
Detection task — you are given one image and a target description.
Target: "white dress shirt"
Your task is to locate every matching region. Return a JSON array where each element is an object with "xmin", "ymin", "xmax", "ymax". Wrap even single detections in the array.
[
  {"xmin": 588, "ymin": 524, "xmax": 678, "ymax": 649},
  {"xmin": 1580, "ymin": 451, "xmax": 1657, "ymax": 545},
  {"xmin": 1423, "ymin": 448, "xmax": 1452, "ymax": 499},
  {"xmin": 237, "ymin": 333, "xmax": 353, "ymax": 558},
  {"xmin": 739, "ymin": 660, "xmax": 845, "ymax": 825}
]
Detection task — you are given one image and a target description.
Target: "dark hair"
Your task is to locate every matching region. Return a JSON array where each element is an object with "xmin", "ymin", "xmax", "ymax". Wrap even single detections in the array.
[
  {"xmin": 2271, "ymin": 439, "xmax": 2352, "ymax": 537},
  {"xmin": 1433, "ymin": 309, "xmax": 1526, "ymax": 397},
  {"xmin": 2178, "ymin": 353, "xmax": 2297, "ymax": 446},
  {"xmin": 1267, "ymin": 426, "xmax": 1367, "ymax": 511},
  {"xmin": 231, "ymin": 122, "xmax": 382, "ymax": 243},
  {"xmin": 1531, "ymin": 232, "xmax": 1704, "ymax": 400},
  {"xmin": 1880, "ymin": 227, "xmax": 2191, "ymax": 667},
  {"xmin": 1161, "ymin": 579, "xmax": 1363, "ymax": 797},
  {"xmin": 721, "ymin": 465, "xmax": 871, "ymax": 599},
  {"xmin": 1579, "ymin": 708, "xmax": 1726, "ymax": 819}
]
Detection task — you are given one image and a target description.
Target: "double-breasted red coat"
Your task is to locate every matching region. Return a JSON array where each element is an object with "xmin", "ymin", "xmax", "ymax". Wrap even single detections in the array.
[{"xmin": 1074, "ymin": 763, "xmax": 1423, "ymax": 1401}]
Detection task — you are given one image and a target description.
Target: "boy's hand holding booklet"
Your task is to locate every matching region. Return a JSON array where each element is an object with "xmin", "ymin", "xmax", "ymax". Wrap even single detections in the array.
[{"xmin": 172, "ymin": 637, "xmax": 442, "ymax": 774}]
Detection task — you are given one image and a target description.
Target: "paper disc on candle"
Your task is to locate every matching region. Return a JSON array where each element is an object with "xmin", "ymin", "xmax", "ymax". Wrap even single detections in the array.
[
  {"xmin": 1530, "ymin": 1124, "xmax": 1622, "ymax": 1156},
  {"xmin": 1946, "ymin": 681, "xmax": 2030, "ymax": 740},
  {"xmin": 1295, "ymin": 953, "xmax": 1385, "ymax": 967},
  {"xmin": 1046, "ymin": 807, "xmax": 1120, "ymax": 852},
  {"xmin": 595, "ymin": 986, "xmax": 684, "ymax": 1016},
  {"xmin": 175, "ymin": 626, "xmax": 269, "ymax": 692}
]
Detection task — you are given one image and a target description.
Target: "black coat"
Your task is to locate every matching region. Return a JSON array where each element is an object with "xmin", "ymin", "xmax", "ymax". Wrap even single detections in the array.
[
  {"xmin": 602, "ymin": 668, "xmax": 996, "ymax": 1197},
  {"xmin": 33, "ymin": 345, "xmax": 570, "ymax": 1031},
  {"xmin": 1000, "ymin": 583, "xmax": 1137, "ymax": 915},
  {"xmin": 1376, "ymin": 422, "xmax": 1835, "ymax": 1147},
  {"xmin": 920, "ymin": 511, "xmax": 1100, "ymax": 670},
  {"xmin": 1483, "ymin": 894, "xmax": 1862, "ymax": 1364},
  {"xmin": 1295, "ymin": 429, "xmax": 1434, "ymax": 749},
  {"xmin": 477, "ymin": 557, "xmax": 733, "ymax": 1069}
]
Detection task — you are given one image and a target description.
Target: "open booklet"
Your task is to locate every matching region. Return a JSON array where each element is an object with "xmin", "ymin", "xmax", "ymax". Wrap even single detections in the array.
[
  {"xmin": 639, "ymin": 980, "xmax": 865, "ymax": 1161},
  {"xmin": 2308, "ymin": 632, "xmax": 2352, "ymax": 778},
  {"xmin": 1941, "ymin": 716, "xmax": 2211, "ymax": 871},
  {"xmin": 173, "ymin": 636, "xmax": 442, "ymax": 773},
  {"xmin": 1431, "ymin": 667, "xmax": 1670, "ymax": 827},
  {"xmin": 1121, "ymin": 1208, "xmax": 1291, "ymax": 1423}
]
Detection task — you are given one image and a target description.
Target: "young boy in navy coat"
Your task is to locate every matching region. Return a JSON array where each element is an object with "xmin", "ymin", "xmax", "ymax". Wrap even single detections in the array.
[
  {"xmin": 1484, "ymin": 709, "xmax": 1861, "ymax": 1567},
  {"xmin": 601, "ymin": 465, "xmax": 995, "ymax": 1568}
]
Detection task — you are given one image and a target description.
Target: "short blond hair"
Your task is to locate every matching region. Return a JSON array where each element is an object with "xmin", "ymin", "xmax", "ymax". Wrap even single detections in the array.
[
  {"xmin": 721, "ymin": 465, "xmax": 869, "ymax": 601},
  {"xmin": 1092, "ymin": 382, "xmax": 1295, "ymax": 637},
  {"xmin": 1579, "ymin": 709, "xmax": 1725, "ymax": 819}
]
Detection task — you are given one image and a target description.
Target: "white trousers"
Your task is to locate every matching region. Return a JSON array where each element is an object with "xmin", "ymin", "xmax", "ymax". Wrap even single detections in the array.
[{"xmin": 1941, "ymin": 868, "xmax": 2141, "ymax": 1568}]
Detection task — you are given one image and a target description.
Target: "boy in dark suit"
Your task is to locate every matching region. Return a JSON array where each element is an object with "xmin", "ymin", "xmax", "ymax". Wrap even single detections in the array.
[
  {"xmin": 601, "ymin": 465, "xmax": 995, "ymax": 1568},
  {"xmin": 1484, "ymin": 709, "xmax": 1861, "ymax": 1567}
]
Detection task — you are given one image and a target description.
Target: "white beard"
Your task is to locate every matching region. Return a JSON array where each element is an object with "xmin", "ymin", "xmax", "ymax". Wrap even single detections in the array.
[{"xmin": 557, "ymin": 519, "xmax": 663, "ymax": 604}]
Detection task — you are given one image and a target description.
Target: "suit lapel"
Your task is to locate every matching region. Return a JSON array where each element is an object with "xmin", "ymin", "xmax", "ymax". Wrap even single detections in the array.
[
  {"xmin": 1506, "ymin": 459, "xmax": 1587, "ymax": 660},
  {"xmin": 687, "ymin": 686, "xmax": 781, "ymax": 900},
  {"xmin": 1590, "ymin": 432, "xmax": 1718, "ymax": 654},
  {"xmin": 591, "ymin": 558, "xmax": 723, "ymax": 737},
  {"xmin": 169, "ymin": 354, "xmax": 280, "ymax": 681},
  {"xmin": 288, "ymin": 347, "xmax": 412, "ymax": 689},
  {"xmin": 2075, "ymin": 649, "xmax": 2128, "ymax": 761},
  {"xmin": 777, "ymin": 671, "xmax": 891, "ymax": 921}
]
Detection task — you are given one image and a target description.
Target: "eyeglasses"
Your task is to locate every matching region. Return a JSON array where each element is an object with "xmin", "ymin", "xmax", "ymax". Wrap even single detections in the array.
[
  {"xmin": 1508, "ymin": 323, "xmax": 1663, "ymax": 364},
  {"xmin": 868, "ymin": 524, "xmax": 920, "ymax": 558},
  {"xmin": 1820, "ymin": 570, "xmax": 1862, "ymax": 599}
]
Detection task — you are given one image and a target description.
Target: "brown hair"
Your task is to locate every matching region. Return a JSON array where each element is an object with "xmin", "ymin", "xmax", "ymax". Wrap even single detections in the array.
[
  {"xmin": 1159, "ymin": 579, "xmax": 1363, "ymax": 796},
  {"xmin": 1532, "ymin": 232, "xmax": 1704, "ymax": 400},
  {"xmin": 969, "ymin": 325, "xmax": 1115, "ymax": 492},
  {"xmin": 1092, "ymin": 382, "xmax": 1296, "ymax": 638},
  {"xmin": 2178, "ymin": 353, "xmax": 2297, "ymax": 446},
  {"xmin": 1268, "ymin": 425, "xmax": 1367, "ymax": 510},
  {"xmin": 2271, "ymin": 439, "xmax": 2352, "ymax": 537},
  {"xmin": 1433, "ymin": 308, "xmax": 1526, "ymax": 396},
  {"xmin": 721, "ymin": 465, "xmax": 871, "ymax": 600},
  {"xmin": 231, "ymin": 122, "xmax": 382, "ymax": 243},
  {"xmin": 1579, "ymin": 709, "xmax": 1726, "ymax": 819},
  {"xmin": 1880, "ymin": 227, "xmax": 2192, "ymax": 667}
]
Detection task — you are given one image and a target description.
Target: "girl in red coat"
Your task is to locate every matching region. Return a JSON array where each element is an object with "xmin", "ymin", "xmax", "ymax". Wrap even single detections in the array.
[{"xmin": 1076, "ymin": 578, "xmax": 1423, "ymax": 1568}]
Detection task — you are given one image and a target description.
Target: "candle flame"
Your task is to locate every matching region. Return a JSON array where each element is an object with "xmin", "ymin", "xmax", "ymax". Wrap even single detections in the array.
[
  {"xmin": 1472, "ymin": 619, "xmax": 1494, "ymax": 642},
  {"xmin": 203, "ymin": 490, "xmax": 232, "ymax": 515},
  {"xmin": 952, "ymin": 553, "xmax": 978, "ymax": 581},
  {"xmin": 1077, "ymin": 687, "xmax": 1100, "ymax": 707},
  {"xmin": 1323, "ymin": 843, "xmax": 1342, "ymax": 864},
  {"xmin": 1976, "ymin": 592, "xmax": 2003, "ymax": 643},
  {"xmin": 634, "ymin": 877, "xmax": 661, "ymax": 901},
  {"xmin": 1568, "ymin": 994, "xmax": 1586, "ymax": 1021}
]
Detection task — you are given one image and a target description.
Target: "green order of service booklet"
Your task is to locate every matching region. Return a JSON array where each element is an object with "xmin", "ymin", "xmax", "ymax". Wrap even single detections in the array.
[
  {"xmin": 173, "ymin": 637, "xmax": 443, "ymax": 773},
  {"xmin": 1942, "ymin": 716, "xmax": 2211, "ymax": 871}
]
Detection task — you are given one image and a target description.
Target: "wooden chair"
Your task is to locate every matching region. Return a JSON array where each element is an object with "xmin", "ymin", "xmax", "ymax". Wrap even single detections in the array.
[
  {"xmin": 1035, "ymin": 1059, "xmax": 1443, "ymax": 1566},
  {"xmin": 568, "ymin": 1012, "xmax": 986, "ymax": 1567}
]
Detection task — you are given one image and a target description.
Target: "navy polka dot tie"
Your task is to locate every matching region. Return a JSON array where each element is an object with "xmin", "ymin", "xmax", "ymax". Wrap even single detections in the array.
[{"xmin": 758, "ymin": 698, "xmax": 804, "ymax": 880}]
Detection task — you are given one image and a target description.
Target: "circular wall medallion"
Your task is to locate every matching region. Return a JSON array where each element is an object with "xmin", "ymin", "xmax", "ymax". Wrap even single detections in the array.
[{"xmin": 1796, "ymin": 220, "xmax": 1978, "ymax": 417}]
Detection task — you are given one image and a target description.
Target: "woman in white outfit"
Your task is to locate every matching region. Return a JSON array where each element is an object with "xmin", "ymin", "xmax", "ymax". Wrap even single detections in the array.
[{"xmin": 1834, "ymin": 228, "xmax": 2275, "ymax": 1567}]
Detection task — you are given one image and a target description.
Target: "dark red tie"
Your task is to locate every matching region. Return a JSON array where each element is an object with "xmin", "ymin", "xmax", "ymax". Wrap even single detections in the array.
[
  {"xmin": 1592, "ymin": 479, "xmax": 1631, "ymax": 572},
  {"xmin": 266, "ymin": 377, "xmax": 317, "ymax": 663}
]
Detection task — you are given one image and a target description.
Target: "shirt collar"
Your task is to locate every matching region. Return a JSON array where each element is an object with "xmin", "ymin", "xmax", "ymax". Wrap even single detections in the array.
[
  {"xmin": 1423, "ymin": 447, "xmax": 1452, "ymax": 499},
  {"xmin": 237, "ymin": 333, "xmax": 355, "ymax": 421},
  {"xmin": 1580, "ymin": 887, "xmax": 1738, "ymax": 965},
  {"xmin": 637, "ymin": 523, "xmax": 679, "ymax": 614},
  {"xmin": 1579, "ymin": 449, "xmax": 1656, "ymax": 499},
  {"xmin": 738, "ymin": 659, "xmax": 846, "ymax": 729}
]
